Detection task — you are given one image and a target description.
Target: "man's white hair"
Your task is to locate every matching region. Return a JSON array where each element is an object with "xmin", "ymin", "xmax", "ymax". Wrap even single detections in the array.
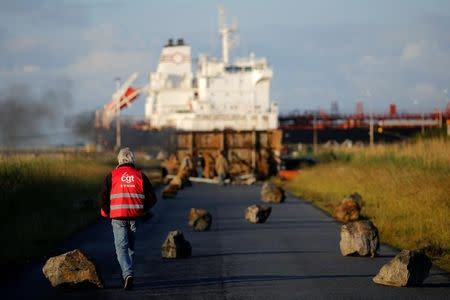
[{"xmin": 117, "ymin": 147, "xmax": 135, "ymax": 165}]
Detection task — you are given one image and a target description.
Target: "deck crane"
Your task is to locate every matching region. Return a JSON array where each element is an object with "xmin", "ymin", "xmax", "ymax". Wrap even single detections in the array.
[
  {"xmin": 95, "ymin": 72, "xmax": 148, "ymax": 129},
  {"xmin": 94, "ymin": 72, "xmax": 149, "ymax": 149}
]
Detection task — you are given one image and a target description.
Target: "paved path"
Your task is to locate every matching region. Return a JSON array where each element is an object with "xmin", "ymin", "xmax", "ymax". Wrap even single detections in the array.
[{"xmin": 5, "ymin": 184, "xmax": 450, "ymax": 299}]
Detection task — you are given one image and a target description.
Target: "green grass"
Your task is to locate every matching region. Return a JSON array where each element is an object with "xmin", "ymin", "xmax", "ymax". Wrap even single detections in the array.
[
  {"xmin": 0, "ymin": 153, "xmax": 162, "ymax": 268},
  {"xmin": 284, "ymin": 137, "xmax": 450, "ymax": 272},
  {"xmin": 0, "ymin": 154, "xmax": 112, "ymax": 267}
]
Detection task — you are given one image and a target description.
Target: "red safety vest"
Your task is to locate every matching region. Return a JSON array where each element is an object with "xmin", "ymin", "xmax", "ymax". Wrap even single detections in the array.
[{"xmin": 108, "ymin": 166, "xmax": 145, "ymax": 218}]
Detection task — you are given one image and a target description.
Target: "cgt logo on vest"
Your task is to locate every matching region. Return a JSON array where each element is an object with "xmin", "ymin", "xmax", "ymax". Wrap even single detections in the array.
[{"xmin": 121, "ymin": 172, "xmax": 135, "ymax": 183}]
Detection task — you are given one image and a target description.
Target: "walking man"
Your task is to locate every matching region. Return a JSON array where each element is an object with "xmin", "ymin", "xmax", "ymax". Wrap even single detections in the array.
[
  {"xmin": 99, "ymin": 147, "xmax": 157, "ymax": 290},
  {"xmin": 215, "ymin": 150, "xmax": 229, "ymax": 185},
  {"xmin": 195, "ymin": 152, "xmax": 205, "ymax": 178}
]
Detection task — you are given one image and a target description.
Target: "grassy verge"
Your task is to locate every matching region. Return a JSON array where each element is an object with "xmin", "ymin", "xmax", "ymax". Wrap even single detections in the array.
[
  {"xmin": 0, "ymin": 153, "xmax": 162, "ymax": 269},
  {"xmin": 0, "ymin": 154, "xmax": 112, "ymax": 268},
  {"xmin": 284, "ymin": 137, "xmax": 450, "ymax": 272}
]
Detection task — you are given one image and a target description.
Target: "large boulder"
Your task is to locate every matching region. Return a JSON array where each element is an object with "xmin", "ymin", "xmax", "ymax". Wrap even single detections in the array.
[
  {"xmin": 188, "ymin": 208, "xmax": 212, "ymax": 231},
  {"xmin": 243, "ymin": 175, "xmax": 257, "ymax": 185},
  {"xmin": 233, "ymin": 174, "xmax": 257, "ymax": 185},
  {"xmin": 260, "ymin": 182, "xmax": 285, "ymax": 204},
  {"xmin": 42, "ymin": 249, "xmax": 104, "ymax": 288},
  {"xmin": 373, "ymin": 250, "xmax": 432, "ymax": 287},
  {"xmin": 162, "ymin": 184, "xmax": 178, "ymax": 199},
  {"xmin": 161, "ymin": 230, "xmax": 192, "ymax": 259},
  {"xmin": 245, "ymin": 204, "xmax": 272, "ymax": 224},
  {"xmin": 340, "ymin": 220, "xmax": 379, "ymax": 257},
  {"xmin": 334, "ymin": 194, "xmax": 362, "ymax": 223},
  {"xmin": 170, "ymin": 175, "xmax": 183, "ymax": 189},
  {"xmin": 347, "ymin": 192, "xmax": 363, "ymax": 206}
]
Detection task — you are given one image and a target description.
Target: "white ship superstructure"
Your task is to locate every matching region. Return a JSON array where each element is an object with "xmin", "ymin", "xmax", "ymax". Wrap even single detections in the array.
[{"xmin": 145, "ymin": 7, "xmax": 278, "ymax": 131}]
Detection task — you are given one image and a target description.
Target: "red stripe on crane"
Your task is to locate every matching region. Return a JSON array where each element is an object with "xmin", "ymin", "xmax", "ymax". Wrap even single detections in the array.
[{"xmin": 105, "ymin": 87, "xmax": 140, "ymax": 112}]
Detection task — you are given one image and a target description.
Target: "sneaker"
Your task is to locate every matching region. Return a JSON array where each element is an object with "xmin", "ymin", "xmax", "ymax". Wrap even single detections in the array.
[{"xmin": 124, "ymin": 275, "xmax": 134, "ymax": 290}]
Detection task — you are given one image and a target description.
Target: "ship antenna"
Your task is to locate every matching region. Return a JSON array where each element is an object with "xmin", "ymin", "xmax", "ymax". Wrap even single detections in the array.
[{"xmin": 218, "ymin": 5, "xmax": 237, "ymax": 65}]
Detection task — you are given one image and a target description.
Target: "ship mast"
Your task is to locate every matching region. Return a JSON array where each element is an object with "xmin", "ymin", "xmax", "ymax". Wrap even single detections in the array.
[{"xmin": 219, "ymin": 5, "xmax": 236, "ymax": 65}]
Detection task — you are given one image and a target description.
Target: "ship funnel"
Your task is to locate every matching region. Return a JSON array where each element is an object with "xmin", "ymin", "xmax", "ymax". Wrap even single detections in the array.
[
  {"xmin": 166, "ymin": 38, "xmax": 174, "ymax": 47},
  {"xmin": 177, "ymin": 38, "xmax": 185, "ymax": 46}
]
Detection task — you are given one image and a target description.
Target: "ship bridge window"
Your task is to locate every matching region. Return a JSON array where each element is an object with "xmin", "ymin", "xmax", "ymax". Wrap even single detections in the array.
[
  {"xmin": 225, "ymin": 65, "xmax": 252, "ymax": 73},
  {"xmin": 225, "ymin": 65, "xmax": 242, "ymax": 73}
]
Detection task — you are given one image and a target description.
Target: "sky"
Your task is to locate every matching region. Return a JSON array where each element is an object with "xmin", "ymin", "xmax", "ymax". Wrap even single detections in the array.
[{"xmin": 1, "ymin": 0, "xmax": 450, "ymax": 144}]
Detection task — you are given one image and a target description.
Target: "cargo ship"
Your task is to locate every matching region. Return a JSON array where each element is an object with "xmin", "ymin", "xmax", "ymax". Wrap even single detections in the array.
[
  {"xmin": 144, "ymin": 6, "xmax": 278, "ymax": 131},
  {"xmin": 94, "ymin": 7, "xmax": 448, "ymax": 151}
]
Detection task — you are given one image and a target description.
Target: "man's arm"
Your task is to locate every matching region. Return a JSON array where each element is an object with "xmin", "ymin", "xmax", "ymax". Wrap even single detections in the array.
[
  {"xmin": 98, "ymin": 173, "xmax": 112, "ymax": 217},
  {"xmin": 142, "ymin": 173, "xmax": 157, "ymax": 212}
]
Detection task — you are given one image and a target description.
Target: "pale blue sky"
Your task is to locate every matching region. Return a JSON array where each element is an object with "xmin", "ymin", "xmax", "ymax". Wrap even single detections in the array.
[{"xmin": 1, "ymin": 0, "xmax": 450, "ymax": 121}]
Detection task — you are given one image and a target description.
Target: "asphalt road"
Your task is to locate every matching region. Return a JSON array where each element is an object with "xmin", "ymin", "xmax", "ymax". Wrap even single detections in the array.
[{"xmin": 5, "ymin": 183, "xmax": 450, "ymax": 299}]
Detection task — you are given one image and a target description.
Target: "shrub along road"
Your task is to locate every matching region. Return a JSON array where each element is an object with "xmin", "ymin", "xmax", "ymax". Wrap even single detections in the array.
[{"xmin": 5, "ymin": 184, "xmax": 450, "ymax": 299}]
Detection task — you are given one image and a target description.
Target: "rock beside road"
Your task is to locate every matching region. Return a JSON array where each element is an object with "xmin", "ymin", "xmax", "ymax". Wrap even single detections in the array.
[
  {"xmin": 334, "ymin": 194, "xmax": 362, "ymax": 223},
  {"xmin": 243, "ymin": 174, "xmax": 257, "ymax": 185},
  {"xmin": 170, "ymin": 175, "xmax": 183, "ymax": 189},
  {"xmin": 347, "ymin": 192, "xmax": 363, "ymax": 206},
  {"xmin": 245, "ymin": 204, "xmax": 272, "ymax": 224},
  {"xmin": 340, "ymin": 220, "xmax": 379, "ymax": 257},
  {"xmin": 373, "ymin": 250, "xmax": 432, "ymax": 287},
  {"xmin": 188, "ymin": 208, "xmax": 212, "ymax": 231},
  {"xmin": 261, "ymin": 182, "xmax": 285, "ymax": 204},
  {"xmin": 162, "ymin": 184, "xmax": 178, "ymax": 199},
  {"xmin": 233, "ymin": 174, "xmax": 257, "ymax": 185},
  {"xmin": 161, "ymin": 230, "xmax": 192, "ymax": 259},
  {"xmin": 42, "ymin": 249, "xmax": 104, "ymax": 289}
]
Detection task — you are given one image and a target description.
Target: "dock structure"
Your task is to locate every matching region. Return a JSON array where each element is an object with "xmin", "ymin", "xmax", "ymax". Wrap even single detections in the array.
[{"xmin": 175, "ymin": 130, "xmax": 282, "ymax": 178}]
